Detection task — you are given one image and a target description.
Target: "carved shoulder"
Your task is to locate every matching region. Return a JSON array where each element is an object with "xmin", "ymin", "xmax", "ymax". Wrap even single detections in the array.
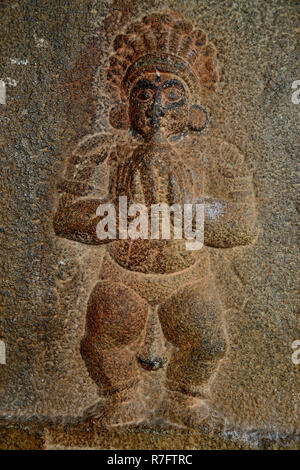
[
  {"xmin": 206, "ymin": 141, "xmax": 255, "ymax": 202},
  {"xmin": 58, "ymin": 133, "xmax": 115, "ymax": 198},
  {"xmin": 217, "ymin": 142, "xmax": 251, "ymax": 177}
]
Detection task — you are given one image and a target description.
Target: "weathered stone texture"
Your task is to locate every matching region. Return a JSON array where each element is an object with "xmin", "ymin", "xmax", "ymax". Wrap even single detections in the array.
[{"xmin": 0, "ymin": 0, "xmax": 299, "ymax": 449}]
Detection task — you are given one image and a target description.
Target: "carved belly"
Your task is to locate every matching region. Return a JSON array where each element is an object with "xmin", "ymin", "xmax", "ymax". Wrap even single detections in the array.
[{"xmin": 107, "ymin": 239, "xmax": 199, "ymax": 274}]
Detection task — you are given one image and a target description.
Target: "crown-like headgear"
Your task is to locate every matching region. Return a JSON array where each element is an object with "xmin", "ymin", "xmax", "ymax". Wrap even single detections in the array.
[{"xmin": 106, "ymin": 11, "xmax": 219, "ymax": 104}]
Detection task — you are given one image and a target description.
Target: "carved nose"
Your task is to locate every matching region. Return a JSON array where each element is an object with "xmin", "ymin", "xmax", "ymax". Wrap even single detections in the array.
[{"xmin": 147, "ymin": 105, "xmax": 165, "ymax": 121}]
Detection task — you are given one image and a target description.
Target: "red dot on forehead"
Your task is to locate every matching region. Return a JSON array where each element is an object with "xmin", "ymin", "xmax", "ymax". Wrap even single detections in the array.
[{"xmin": 141, "ymin": 71, "xmax": 175, "ymax": 82}]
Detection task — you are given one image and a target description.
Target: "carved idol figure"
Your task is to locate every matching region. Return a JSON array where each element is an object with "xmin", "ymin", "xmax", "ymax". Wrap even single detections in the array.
[{"xmin": 54, "ymin": 12, "xmax": 257, "ymax": 427}]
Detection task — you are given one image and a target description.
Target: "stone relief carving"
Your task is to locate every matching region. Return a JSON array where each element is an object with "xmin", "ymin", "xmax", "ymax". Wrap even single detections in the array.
[{"xmin": 53, "ymin": 11, "xmax": 257, "ymax": 428}]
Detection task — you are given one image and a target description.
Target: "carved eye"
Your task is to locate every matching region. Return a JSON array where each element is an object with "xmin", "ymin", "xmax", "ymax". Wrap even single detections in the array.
[
  {"xmin": 136, "ymin": 88, "xmax": 154, "ymax": 102},
  {"xmin": 163, "ymin": 86, "xmax": 184, "ymax": 103}
]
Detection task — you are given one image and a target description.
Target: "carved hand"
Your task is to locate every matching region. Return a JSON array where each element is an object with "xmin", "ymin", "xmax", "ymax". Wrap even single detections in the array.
[{"xmin": 116, "ymin": 144, "xmax": 194, "ymax": 206}]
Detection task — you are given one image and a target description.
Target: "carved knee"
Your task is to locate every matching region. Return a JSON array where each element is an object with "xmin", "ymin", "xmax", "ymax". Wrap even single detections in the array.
[
  {"xmin": 82, "ymin": 280, "xmax": 148, "ymax": 351},
  {"xmin": 158, "ymin": 281, "xmax": 226, "ymax": 395},
  {"xmin": 158, "ymin": 280, "xmax": 226, "ymax": 360},
  {"xmin": 81, "ymin": 281, "xmax": 148, "ymax": 392}
]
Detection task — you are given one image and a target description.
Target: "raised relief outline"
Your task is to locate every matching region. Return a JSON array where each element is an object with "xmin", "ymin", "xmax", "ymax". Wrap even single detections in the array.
[{"xmin": 53, "ymin": 11, "xmax": 257, "ymax": 428}]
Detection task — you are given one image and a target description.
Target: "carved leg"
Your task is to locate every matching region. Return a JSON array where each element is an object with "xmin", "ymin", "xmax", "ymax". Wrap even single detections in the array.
[
  {"xmin": 157, "ymin": 276, "xmax": 227, "ymax": 427},
  {"xmin": 80, "ymin": 280, "xmax": 148, "ymax": 426}
]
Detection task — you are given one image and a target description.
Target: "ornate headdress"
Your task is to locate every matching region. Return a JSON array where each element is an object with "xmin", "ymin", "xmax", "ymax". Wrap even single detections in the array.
[{"xmin": 105, "ymin": 12, "xmax": 218, "ymax": 130}]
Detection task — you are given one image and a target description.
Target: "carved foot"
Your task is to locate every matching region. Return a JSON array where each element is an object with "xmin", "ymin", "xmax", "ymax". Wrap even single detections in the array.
[
  {"xmin": 83, "ymin": 390, "xmax": 146, "ymax": 427},
  {"xmin": 157, "ymin": 391, "xmax": 211, "ymax": 428},
  {"xmin": 101, "ymin": 398, "xmax": 146, "ymax": 427}
]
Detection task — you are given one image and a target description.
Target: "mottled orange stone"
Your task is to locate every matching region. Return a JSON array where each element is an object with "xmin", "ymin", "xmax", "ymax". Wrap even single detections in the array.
[{"xmin": 53, "ymin": 11, "xmax": 257, "ymax": 428}]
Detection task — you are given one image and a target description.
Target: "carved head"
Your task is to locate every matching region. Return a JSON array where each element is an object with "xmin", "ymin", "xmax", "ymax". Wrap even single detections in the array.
[
  {"xmin": 129, "ymin": 71, "xmax": 189, "ymax": 140},
  {"xmin": 106, "ymin": 12, "xmax": 218, "ymax": 139}
]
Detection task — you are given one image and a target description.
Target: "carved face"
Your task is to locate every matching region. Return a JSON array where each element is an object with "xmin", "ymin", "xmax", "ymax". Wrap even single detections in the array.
[{"xmin": 129, "ymin": 72, "xmax": 189, "ymax": 141}]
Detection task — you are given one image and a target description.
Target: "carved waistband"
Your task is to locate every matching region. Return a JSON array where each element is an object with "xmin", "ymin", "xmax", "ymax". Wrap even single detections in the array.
[{"xmin": 99, "ymin": 250, "xmax": 211, "ymax": 305}]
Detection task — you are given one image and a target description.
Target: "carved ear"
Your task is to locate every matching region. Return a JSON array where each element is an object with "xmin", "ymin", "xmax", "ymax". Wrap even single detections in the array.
[
  {"xmin": 109, "ymin": 102, "xmax": 129, "ymax": 129},
  {"xmin": 188, "ymin": 104, "xmax": 209, "ymax": 132}
]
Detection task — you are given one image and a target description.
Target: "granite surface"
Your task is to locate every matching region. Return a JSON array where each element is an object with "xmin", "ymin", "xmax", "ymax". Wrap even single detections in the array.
[{"xmin": 0, "ymin": 0, "xmax": 299, "ymax": 449}]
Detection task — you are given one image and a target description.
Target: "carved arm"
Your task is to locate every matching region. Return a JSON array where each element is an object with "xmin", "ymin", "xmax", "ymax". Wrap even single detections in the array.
[
  {"xmin": 201, "ymin": 143, "xmax": 257, "ymax": 248},
  {"xmin": 53, "ymin": 191, "xmax": 113, "ymax": 245},
  {"xmin": 53, "ymin": 134, "xmax": 116, "ymax": 245},
  {"xmin": 202, "ymin": 197, "xmax": 257, "ymax": 248}
]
